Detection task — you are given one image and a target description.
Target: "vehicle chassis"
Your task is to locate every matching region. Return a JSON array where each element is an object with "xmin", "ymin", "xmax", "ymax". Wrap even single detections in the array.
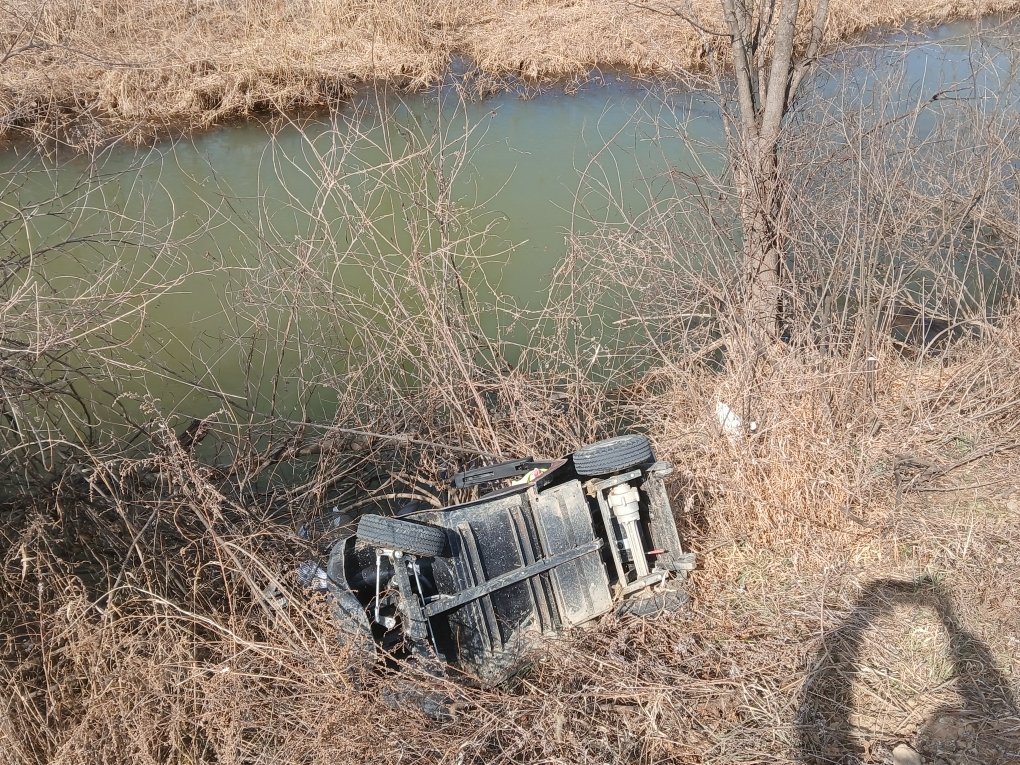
[{"xmin": 325, "ymin": 436, "xmax": 694, "ymax": 686}]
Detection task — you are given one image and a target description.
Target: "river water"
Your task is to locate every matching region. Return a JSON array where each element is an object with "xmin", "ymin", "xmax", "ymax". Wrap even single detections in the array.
[{"xmin": 1, "ymin": 19, "xmax": 1017, "ymax": 440}]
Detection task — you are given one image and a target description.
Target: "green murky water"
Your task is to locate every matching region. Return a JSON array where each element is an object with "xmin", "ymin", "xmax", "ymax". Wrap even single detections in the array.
[{"xmin": 1, "ymin": 19, "xmax": 1017, "ymax": 439}]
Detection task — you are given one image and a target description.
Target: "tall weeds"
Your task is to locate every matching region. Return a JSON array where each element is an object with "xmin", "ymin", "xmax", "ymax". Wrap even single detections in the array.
[
  {"xmin": 547, "ymin": 33, "xmax": 1020, "ymax": 546},
  {"xmin": 2, "ymin": 21, "xmax": 1020, "ymax": 765},
  {"xmin": 3, "ymin": 0, "xmax": 1020, "ymax": 143}
]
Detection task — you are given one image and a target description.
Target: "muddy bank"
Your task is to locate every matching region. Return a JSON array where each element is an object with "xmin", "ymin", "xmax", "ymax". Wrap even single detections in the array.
[{"xmin": 2, "ymin": 0, "xmax": 1019, "ymax": 145}]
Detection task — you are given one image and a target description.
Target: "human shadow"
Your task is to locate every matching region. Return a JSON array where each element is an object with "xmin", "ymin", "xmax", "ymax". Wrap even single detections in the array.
[{"xmin": 798, "ymin": 576, "xmax": 1019, "ymax": 764}]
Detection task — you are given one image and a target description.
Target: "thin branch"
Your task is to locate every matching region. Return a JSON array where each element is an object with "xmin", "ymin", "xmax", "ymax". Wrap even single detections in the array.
[{"xmin": 627, "ymin": 1, "xmax": 728, "ymax": 36}]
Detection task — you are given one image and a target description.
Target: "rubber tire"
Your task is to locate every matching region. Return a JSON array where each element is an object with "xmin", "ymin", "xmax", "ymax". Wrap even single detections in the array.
[
  {"xmin": 356, "ymin": 514, "xmax": 447, "ymax": 557},
  {"xmin": 616, "ymin": 588, "xmax": 688, "ymax": 617},
  {"xmin": 572, "ymin": 434, "xmax": 655, "ymax": 476}
]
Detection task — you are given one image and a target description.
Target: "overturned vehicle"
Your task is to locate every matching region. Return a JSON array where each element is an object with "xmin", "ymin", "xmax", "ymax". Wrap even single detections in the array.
[{"xmin": 323, "ymin": 434, "xmax": 694, "ymax": 686}]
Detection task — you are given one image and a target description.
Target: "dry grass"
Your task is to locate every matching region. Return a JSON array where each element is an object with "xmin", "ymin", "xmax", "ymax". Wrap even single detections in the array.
[
  {"xmin": 4, "ymin": 290, "xmax": 1020, "ymax": 763},
  {"xmin": 3, "ymin": 13, "xmax": 1020, "ymax": 762},
  {"xmin": 647, "ymin": 315, "xmax": 1020, "ymax": 546},
  {"xmin": 3, "ymin": 395, "xmax": 1018, "ymax": 763},
  {"xmin": 3, "ymin": 320, "xmax": 1020, "ymax": 761},
  {"xmin": 2, "ymin": 0, "xmax": 1020, "ymax": 142}
]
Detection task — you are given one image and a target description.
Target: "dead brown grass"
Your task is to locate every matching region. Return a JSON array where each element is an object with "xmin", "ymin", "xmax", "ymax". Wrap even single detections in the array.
[
  {"xmin": 3, "ymin": 299, "xmax": 1019, "ymax": 762},
  {"xmin": 645, "ymin": 314, "xmax": 1020, "ymax": 547},
  {"xmin": 3, "ymin": 14, "xmax": 1020, "ymax": 761},
  {"xmin": 4, "ymin": 282, "xmax": 1020, "ymax": 763},
  {"xmin": 2, "ymin": 0, "xmax": 1020, "ymax": 142},
  {"xmin": 3, "ymin": 390, "xmax": 1018, "ymax": 763}
]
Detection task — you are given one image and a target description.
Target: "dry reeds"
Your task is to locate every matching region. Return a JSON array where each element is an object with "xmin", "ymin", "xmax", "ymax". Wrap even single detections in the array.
[
  {"xmin": 3, "ymin": 0, "xmax": 1020, "ymax": 143},
  {"xmin": 3, "ymin": 18, "xmax": 1020, "ymax": 765}
]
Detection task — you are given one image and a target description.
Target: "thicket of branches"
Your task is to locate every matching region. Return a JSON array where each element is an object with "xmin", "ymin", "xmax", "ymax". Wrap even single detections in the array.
[{"xmin": 1, "ymin": 18, "xmax": 1019, "ymax": 765}]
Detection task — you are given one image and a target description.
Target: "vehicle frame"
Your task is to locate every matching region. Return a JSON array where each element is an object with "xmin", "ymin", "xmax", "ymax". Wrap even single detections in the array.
[{"xmin": 324, "ymin": 434, "xmax": 695, "ymax": 686}]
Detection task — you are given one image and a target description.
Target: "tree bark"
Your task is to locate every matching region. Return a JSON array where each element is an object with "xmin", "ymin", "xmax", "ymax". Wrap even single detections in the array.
[
  {"xmin": 717, "ymin": 0, "xmax": 829, "ymax": 344},
  {"xmin": 737, "ymin": 144, "xmax": 784, "ymax": 340}
]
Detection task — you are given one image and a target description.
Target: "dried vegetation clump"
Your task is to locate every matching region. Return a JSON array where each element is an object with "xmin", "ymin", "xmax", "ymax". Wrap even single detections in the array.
[
  {"xmin": 3, "ymin": 371, "xmax": 1019, "ymax": 763},
  {"xmin": 648, "ymin": 313, "xmax": 1020, "ymax": 546},
  {"xmin": 4, "ymin": 256, "xmax": 1020, "ymax": 761},
  {"xmin": 3, "ymin": 0, "xmax": 1020, "ymax": 141},
  {"xmin": 4, "ymin": 16, "xmax": 1020, "ymax": 764}
]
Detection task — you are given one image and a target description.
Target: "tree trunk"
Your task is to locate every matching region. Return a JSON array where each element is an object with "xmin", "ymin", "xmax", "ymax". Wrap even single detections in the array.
[
  {"xmin": 716, "ymin": 0, "xmax": 829, "ymax": 346},
  {"xmin": 738, "ymin": 143, "xmax": 784, "ymax": 343}
]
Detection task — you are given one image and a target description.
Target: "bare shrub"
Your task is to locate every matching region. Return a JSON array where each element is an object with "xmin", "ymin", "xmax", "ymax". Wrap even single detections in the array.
[
  {"xmin": 0, "ymin": 150, "xmax": 192, "ymax": 497},
  {"xmin": 2, "ymin": 20, "xmax": 1020, "ymax": 765},
  {"xmin": 549, "ymin": 27, "xmax": 1020, "ymax": 546}
]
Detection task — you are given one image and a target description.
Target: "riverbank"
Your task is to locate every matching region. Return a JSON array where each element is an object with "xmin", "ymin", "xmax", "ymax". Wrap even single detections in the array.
[
  {"xmin": 2, "ymin": 0, "xmax": 1019, "ymax": 144},
  {"xmin": 2, "ymin": 5, "xmax": 1019, "ymax": 762},
  {"xmin": 4, "ymin": 326, "xmax": 1020, "ymax": 763}
]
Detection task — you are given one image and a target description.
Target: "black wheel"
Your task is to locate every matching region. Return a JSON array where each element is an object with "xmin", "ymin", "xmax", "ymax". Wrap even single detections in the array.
[
  {"xmin": 356, "ymin": 514, "xmax": 447, "ymax": 557},
  {"xmin": 616, "ymin": 588, "xmax": 688, "ymax": 617},
  {"xmin": 572, "ymin": 434, "xmax": 655, "ymax": 476}
]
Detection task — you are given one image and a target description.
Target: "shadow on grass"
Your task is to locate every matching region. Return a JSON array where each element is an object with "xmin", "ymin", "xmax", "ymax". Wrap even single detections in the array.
[{"xmin": 798, "ymin": 576, "xmax": 1019, "ymax": 764}]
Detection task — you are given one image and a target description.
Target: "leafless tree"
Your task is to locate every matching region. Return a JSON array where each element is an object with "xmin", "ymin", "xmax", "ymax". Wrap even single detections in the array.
[
  {"xmin": 648, "ymin": 0, "xmax": 830, "ymax": 343},
  {"xmin": 717, "ymin": 0, "xmax": 830, "ymax": 344}
]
